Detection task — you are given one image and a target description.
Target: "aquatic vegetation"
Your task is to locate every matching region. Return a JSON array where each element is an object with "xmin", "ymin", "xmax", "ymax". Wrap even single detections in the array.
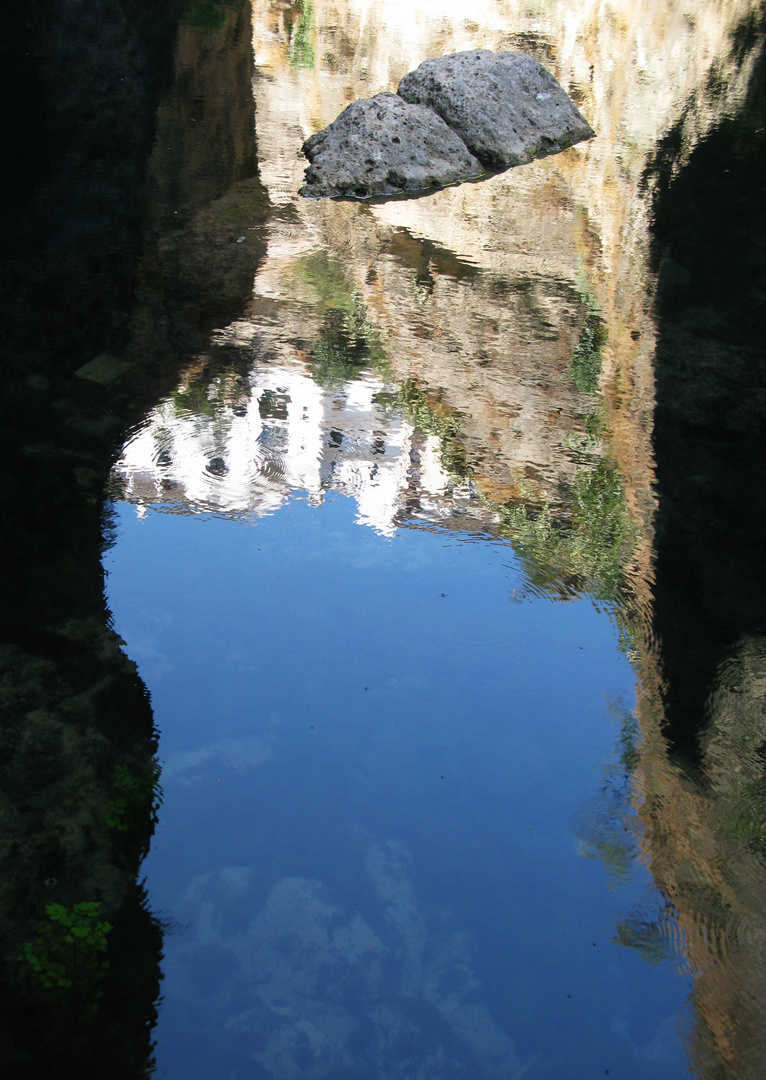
[{"xmin": 19, "ymin": 903, "xmax": 113, "ymax": 1001}]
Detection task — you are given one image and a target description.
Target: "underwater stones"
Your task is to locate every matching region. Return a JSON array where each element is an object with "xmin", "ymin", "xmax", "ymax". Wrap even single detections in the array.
[
  {"xmin": 397, "ymin": 50, "xmax": 595, "ymax": 169},
  {"xmin": 299, "ymin": 92, "xmax": 485, "ymax": 199}
]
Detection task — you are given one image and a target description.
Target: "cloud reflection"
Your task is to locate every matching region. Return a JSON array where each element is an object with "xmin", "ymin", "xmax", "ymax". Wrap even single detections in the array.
[
  {"xmin": 161, "ymin": 841, "xmax": 529, "ymax": 1078},
  {"xmin": 164, "ymin": 734, "xmax": 274, "ymax": 786}
]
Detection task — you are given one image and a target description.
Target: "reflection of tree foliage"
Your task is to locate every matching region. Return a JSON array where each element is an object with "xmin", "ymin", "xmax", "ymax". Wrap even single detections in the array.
[
  {"xmin": 498, "ymin": 456, "xmax": 638, "ymax": 606},
  {"xmin": 289, "ymin": 0, "xmax": 315, "ymax": 69},
  {"xmin": 291, "ymin": 250, "xmax": 388, "ymax": 387},
  {"xmin": 614, "ymin": 900, "xmax": 681, "ymax": 966},
  {"xmin": 310, "ymin": 339, "xmax": 363, "ymax": 388},
  {"xmin": 19, "ymin": 903, "xmax": 113, "ymax": 1017},
  {"xmin": 617, "ymin": 709, "xmax": 641, "ymax": 777},
  {"xmin": 106, "ymin": 760, "xmax": 163, "ymax": 859},
  {"xmin": 378, "ymin": 360, "xmax": 636, "ymax": 606},
  {"xmin": 309, "ymin": 297, "xmax": 386, "ymax": 388},
  {"xmin": 573, "ymin": 700, "xmax": 643, "ymax": 887},
  {"xmin": 171, "ymin": 350, "xmax": 253, "ymax": 447},
  {"xmin": 570, "ymin": 294, "xmax": 606, "ymax": 394},
  {"xmin": 722, "ymin": 790, "xmax": 766, "ymax": 852},
  {"xmin": 395, "ymin": 380, "xmax": 472, "ymax": 479},
  {"xmin": 705, "ymin": 637, "xmax": 766, "ymax": 856},
  {"xmin": 172, "ymin": 382, "xmax": 220, "ymax": 420}
]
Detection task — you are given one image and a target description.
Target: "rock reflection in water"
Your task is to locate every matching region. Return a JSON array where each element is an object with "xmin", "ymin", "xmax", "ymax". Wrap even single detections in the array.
[{"xmin": 632, "ymin": 29, "xmax": 766, "ymax": 1076}]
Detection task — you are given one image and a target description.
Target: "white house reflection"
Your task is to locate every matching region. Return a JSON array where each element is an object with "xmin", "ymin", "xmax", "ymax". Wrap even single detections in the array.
[{"xmin": 114, "ymin": 355, "xmax": 491, "ymax": 538}]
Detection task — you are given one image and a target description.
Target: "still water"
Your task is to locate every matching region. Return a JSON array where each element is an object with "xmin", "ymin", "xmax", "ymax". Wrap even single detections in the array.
[
  {"xmin": 91, "ymin": 0, "xmax": 766, "ymax": 1076},
  {"xmin": 107, "ymin": 501, "xmax": 685, "ymax": 1079}
]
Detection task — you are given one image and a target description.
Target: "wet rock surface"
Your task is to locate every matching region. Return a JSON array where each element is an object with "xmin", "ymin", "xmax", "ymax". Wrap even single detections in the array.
[
  {"xmin": 299, "ymin": 50, "xmax": 594, "ymax": 199},
  {"xmin": 398, "ymin": 50, "xmax": 595, "ymax": 169},
  {"xmin": 300, "ymin": 91, "xmax": 484, "ymax": 199}
]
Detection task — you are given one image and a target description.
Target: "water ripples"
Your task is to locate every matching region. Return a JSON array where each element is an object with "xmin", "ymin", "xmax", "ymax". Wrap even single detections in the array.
[{"xmin": 570, "ymin": 790, "xmax": 641, "ymax": 875}]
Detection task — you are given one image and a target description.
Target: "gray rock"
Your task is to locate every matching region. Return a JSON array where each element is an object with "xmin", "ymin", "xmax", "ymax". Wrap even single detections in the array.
[
  {"xmin": 299, "ymin": 92, "xmax": 484, "ymax": 199},
  {"xmin": 397, "ymin": 50, "xmax": 595, "ymax": 169}
]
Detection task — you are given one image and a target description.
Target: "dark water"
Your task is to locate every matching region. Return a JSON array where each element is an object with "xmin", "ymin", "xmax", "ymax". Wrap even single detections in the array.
[{"xmin": 2, "ymin": 1, "xmax": 766, "ymax": 1077}]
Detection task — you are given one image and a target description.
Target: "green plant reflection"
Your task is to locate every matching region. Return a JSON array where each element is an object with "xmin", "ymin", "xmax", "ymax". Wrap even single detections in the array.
[
  {"xmin": 289, "ymin": 0, "xmax": 316, "ymax": 69},
  {"xmin": 19, "ymin": 903, "xmax": 113, "ymax": 1016}
]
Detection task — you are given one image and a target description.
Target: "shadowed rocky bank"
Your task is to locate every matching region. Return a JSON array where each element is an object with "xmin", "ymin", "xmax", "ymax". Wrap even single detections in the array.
[
  {"xmin": 636, "ymin": 12, "xmax": 766, "ymax": 1076},
  {"xmin": 0, "ymin": 1, "xmax": 266, "ymax": 1075}
]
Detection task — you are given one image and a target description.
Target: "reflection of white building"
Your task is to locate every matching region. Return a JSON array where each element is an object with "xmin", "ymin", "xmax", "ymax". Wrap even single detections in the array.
[{"xmin": 113, "ymin": 362, "xmax": 493, "ymax": 537}]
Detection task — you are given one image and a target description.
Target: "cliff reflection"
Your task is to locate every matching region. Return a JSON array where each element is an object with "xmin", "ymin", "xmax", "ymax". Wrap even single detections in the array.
[{"xmin": 633, "ymin": 18, "xmax": 766, "ymax": 1076}]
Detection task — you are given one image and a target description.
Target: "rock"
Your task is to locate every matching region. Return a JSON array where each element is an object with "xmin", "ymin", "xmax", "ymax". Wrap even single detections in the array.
[
  {"xmin": 299, "ymin": 92, "xmax": 484, "ymax": 199},
  {"xmin": 397, "ymin": 50, "xmax": 595, "ymax": 169}
]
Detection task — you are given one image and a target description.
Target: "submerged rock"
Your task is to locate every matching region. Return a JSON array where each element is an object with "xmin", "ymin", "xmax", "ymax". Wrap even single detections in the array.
[
  {"xmin": 299, "ymin": 92, "xmax": 484, "ymax": 199},
  {"xmin": 397, "ymin": 50, "xmax": 595, "ymax": 169}
]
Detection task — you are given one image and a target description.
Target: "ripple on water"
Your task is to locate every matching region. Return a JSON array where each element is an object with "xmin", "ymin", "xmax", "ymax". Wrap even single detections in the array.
[
  {"xmin": 570, "ymin": 790, "xmax": 641, "ymax": 889},
  {"xmin": 255, "ymin": 444, "xmax": 287, "ymax": 484}
]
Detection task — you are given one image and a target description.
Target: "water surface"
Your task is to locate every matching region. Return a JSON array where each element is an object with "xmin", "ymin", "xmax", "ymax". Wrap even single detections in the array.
[
  {"xmin": 106, "ymin": 496, "xmax": 687, "ymax": 1079},
  {"xmin": 7, "ymin": 0, "xmax": 763, "ymax": 1075},
  {"xmin": 102, "ymin": 3, "xmax": 750, "ymax": 1075}
]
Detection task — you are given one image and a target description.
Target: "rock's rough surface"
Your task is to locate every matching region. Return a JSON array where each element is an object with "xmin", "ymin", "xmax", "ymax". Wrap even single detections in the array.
[
  {"xmin": 397, "ymin": 50, "xmax": 595, "ymax": 169},
  {"xmin": 300, "ymin": 92, "xmax": 484, "ymax": 199}
]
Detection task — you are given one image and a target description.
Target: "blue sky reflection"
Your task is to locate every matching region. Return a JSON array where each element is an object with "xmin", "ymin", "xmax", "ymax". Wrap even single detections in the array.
[{"xmin": 104, "ymin": 494, "xmax": 692, "ymax": 1079}]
